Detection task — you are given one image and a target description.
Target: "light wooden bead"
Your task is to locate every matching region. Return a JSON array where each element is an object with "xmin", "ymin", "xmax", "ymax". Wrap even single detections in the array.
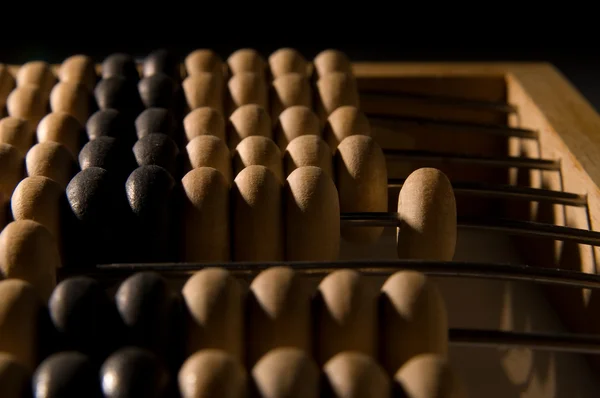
[
  {"xmin": 323, "ymin": 351, "xmax": 391, "ymax": 398},
  {"xmin": 397, "ymin": 168, "xmax": 457, "ymax": 261},
  {"xmin": 227, "ymin": 72, "xmax": 268, "ymax": 115},
  {"xmin": 181, "ymin": 167, "xmax": 230, "ymax": 262},
  {"xmin": 36, "ymin": 112, "xmax": 83, "ymax": 158},
  {"xmin": 58, "ymin": 54, "xmax": 97, "ymax": 92},
  {"xmin": 183, "ymin": 106, "xmax": 226, "ymax": 142},
  {"xmin": 274, "ymin": 105, "xmax": 320, "ymax": 150},
  {"xmin": 285, "ymin": 166, "xmax": 340, "ymax": 261},
  {"xmin": 0, "ymin": 117, "xmax": 34, "ymax": 153},
  {"xmin": 0, "ymin": 143, "xmax": 24, "ymax": 199},
  {"xmin": 7, "ymin": 84, "xmax": 47, "ymax": 127},
  {"xmin": 284, "ymin": 135, "xmax": 332, "ymax": 179},
  {"xmin": 185, "ymin": 135, "xmax": 231, "ymax": 183},
  {"xmin": 16, "ymin": 61, "xmax": 56, "ymax": 97},
  {"xmin": 0, "ymin": 352, "xmax": 31, "ymax": 398},
  {"xmin": 182, "ymin": 73, "xmax": 224, "ymax": 115},
  {"xmin": 232, "ymin": 136, "xmax": 283, "ymax": 183},
  {"xmin": 232, "ymin": 166, "xmax": 283, "ymax": 261},
  {"xmin": 182, "ymin": 268, "xmax": 243, "ymax": 360},
  {"xmin": 185, "ymin": 49, "xmax": 224, "ymax": 77},
  {"xmin": 313, "ymin": 49, "xmax": 352, "ymax": 79},
  {"xmin": 323, "ymin": 105, "xmax": 372, "ymax": 153},
  {"xmin": 25, "ymin": 141, "xmax": 77, "ymax": 189},
  {"xmin": 0, "ymin": 280, "xmax": 43, "ymax": 370},
  {"xmin": 270, "ymin": 73, "xmax": 312, "ymax": 121},
  {"xmin": 314, "ymin": 270, "xmax": 377, "ymax": 365},
  {"xmin": 380, "ymin": 271, "xmax": 448, "ymax": 374},
  {"xmin": 316, "ymin": 72, "xmax": 360, "ymax": 123},
  {"xmin": 0, "ymin": 65, "xmax": 16, "ymax": 107},
  {"xmin": 0, "ymin": 220, "xmax": 60, "ymax": 301},
  {"xmin": 394, "ymin": 354, "xmax": 467, "ymax": 398},
  {"xmin": 178, "ymin": 349, "xmax": 247, "ymax": 398},
  {"xmin": 268, "ymin": 48, "xmax": 309, "ymax": 79},
  {"xmin": 227, "ymin": 48, "xmax": 266, "ymax": 75},
  {"xmin": 336, "ymin": 135, "xmax": 387, "ymax": 243},
  {"xmin": 227, "ymin": 104, "xmax": 271, "ymax": 149},
  {"xmin": 49, "ymin": 81, "xmax": 90, "ymax": 125},
  {"xmin": 252, "ymin": 347, "xmax": 319, "ymax": 398}
]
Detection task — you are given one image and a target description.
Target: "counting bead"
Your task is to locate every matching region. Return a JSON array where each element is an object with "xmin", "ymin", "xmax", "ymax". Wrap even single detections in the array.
[
  {"xmin": 184, "ymin": 135, "xmax": 231, "ymax": 183},
  {"xmin": 270, "ymin": 72, "xmax": 311, "ymax": 120},
  {"xmin": 316, "ymin": 72, "xmax": 360, "ymax": 123},
  {"xmin": 313, "ymin": 49, "xmax": 352, "ymax": 79},
  {"xmin": 182, "ymin": 73, "xmax": 224, "ymax": 115},
  {"xmin": 143, "ymin": 48, "xmax": 180, "ymax": 80},
  {"xmin": 394, "ymin": 354, "xmax": 467, "ymax": 398},
  {"xmin": 232, "ymin": 136, "xmax": 283, "ymax": 183},
  {"xmin": 274, "ymin": 105, "xmax": 320, "ymax": 150},
  {"xmin": 26, "ymin": 142, "xmax": 77, "ymax": 189},
  {"xmin": 32, "ymin": 351, "xmax": 102, "ymax": 398},
  {"xmin": 0, "ymin": 142, "xmax": 24, "ymax": 198},
  {"xmin": 183, "ymin": 106, "xmax": 225, "ymax": 142},
  {"xmin": 336, "ymin": 135, "xmax": 387, "ymax": 243},
  {"xmin": 178, "ymin": 349, "xmax": 247, "ymax": 398},
  {"xmin": 227, "ymin": 72, "xmax": 268, "ymax": 115},
  {"xmin": 227, "ymin": 103, "xmax": 271, "ymax": 149},
  {"xmin": 182, "ymin": 268, "xmax": 243, "ymax": 359},
  {"xmin": 314, "ymin": 270, "xmax": 377, "ymax": 365},
  {"xmin": 79, "ymin": 136, "xmax": 137, "ymax": 181},
  {"xmin": 268, "ymin": 48, "xmax": 308, "ymax": 79},
  {"xmin": 0, "ymin": 280, "xmax": 43, "ymax": 370},
  {"xmin": 58, "ymin": 54, "xmax": 97, "ymax": 92},
  {"xmin": 285, "ymin": 166, "xmax": 340, "ymax": 261},
  {"xmin": 7, "ymin": 85, "xmax": 47, "ymax": 127},
  {"xmin": 284, "ymin": 135, "xmax": 332, "ymax": 178},
  {"xmin": 0, "ymin": 352, "xmax": 32, "ymax": 398},
  {"xmin": 49, "ymin": 81, "xmax": 90, "ymax": 125},
  {"xmin": 232, "ymin": 166, "xmax": 283, "ymax": 261},
  {"xmin": 185, "ymin": 49, "xmax": 224, "ymax": 76},
  {"xmin": 16, "ymin": 61, "xmax": 56, "ymax": 97},
  {"xmin": 100, "ymin": 347, "xmax": 169, "ymax": 398},
  {"xmin": 101, "ymin": 53, "xmax": 139, "ymax": 80},
  {"xmin": 135, "ymin": 107, "xmax": 177, "ymax": 140},
  {"xmin": 227, "ymin": 48, "xmax": 266, "ymax": 75},
  {"xmin": 181, "ymin": 167, "xmax": 230, "ymax": 261},
  {"xmin": 397, "ymin": 167, "xmax": 457, "ymax": 261},
  {"xmin": 251, "ymin": 348, "xmax": 319, "ymax": 398},
  {"xmin": 0, "ymin": 116, "xmax": 34, "ymax": 154},
  {"xmin": 323, "ymin": 105, "xmax": 372, "ymax": 153},
  {"xmin": 94, "ymin": 76, "xmax": 143, "ymax": 117},
  {"xmin": 37, "ymin": 112, "xmax": 84, "ymax": 158},
  {"xmin": 380, "ymin": 271, "xmax": 448, "ymax": 374},
  {"xmin": 138, "ymin": 73, "xmax": 178, "ymax": 109},
  {"xmin": 133, "ymin": 133, "xmax": 180, "ymax": 176},
  {"xmin": 323, "ymin": 352, "xmax": 391, "ymax": 398},
  {"xmin": 86, "ymin": 108, "xmax": 135, "ymax": 143},
  {"xmin": 246, "ymin": 267, "xmax": 311, "ymax": 366},
  {"xmin": 0, "ymin": 65, "xmax": 16, "ymax": 107}
]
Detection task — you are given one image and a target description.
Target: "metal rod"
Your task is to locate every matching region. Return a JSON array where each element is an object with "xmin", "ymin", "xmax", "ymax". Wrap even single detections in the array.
[
  {"xmin": 370, "ymin": 114, "xmax": 537, "ymax": 140},
  {"xmin": 388, "ymin": 179, "xmax": 587, "ymax": 207},
  {"xmin": 384, "ymin": 149, "xmax": 561, "ymax": 171}
]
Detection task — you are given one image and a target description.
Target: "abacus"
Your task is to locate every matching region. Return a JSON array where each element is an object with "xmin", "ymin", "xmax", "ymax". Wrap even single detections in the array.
[{"xmin": 0, "ymin": 48, "xmax": 599, "ymax": 397}]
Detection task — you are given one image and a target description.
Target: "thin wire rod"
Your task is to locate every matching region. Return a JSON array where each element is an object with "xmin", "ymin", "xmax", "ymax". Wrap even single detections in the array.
[
  {"xmin": 387, "ymin": 179, "xmax": 587, "ymax": 207},
  {"xmin": 370, "ymin": 114, "xmax": 538, "ymax": 140}
]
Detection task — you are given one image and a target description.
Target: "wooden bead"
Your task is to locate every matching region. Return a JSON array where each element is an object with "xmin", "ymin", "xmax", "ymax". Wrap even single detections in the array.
[
  {"xmin": 316, "ymin": 72, "xmax": 360, "ymax": 123},
  {"xmin": 232, "ymin": 166, "xmax": 283, "ymax": 261},
  {"xmin": 182, "ymin": 268, "xmax": 243, "ymax": 359},
  {"xmin": 135, "ymin": 107, "xmax": 177, "ymax": 140},
  {"xmin": 394, "ymin": 354, "xmax": 467, "ymax": 398},
  {"xmin": 49, "ymin": 81, "xmax": 90, "ymax": 125},
  {"xmin": 323, "ymin": 105, "xmax": 372, "ymax": 153},
  {"xmin": 0, "ymin": 280, "xmax": 43, "ymax": 370},
  {"xmin": 246, "ymin": 267, "xmax": 311, "ymax": 366},
  {"xmin": 227, "ymin": 72, "xmax": 268, "ymax": 115},
  {"xmin": 0, "ymin": 352, "xmax": 31, "ymax": 398},
  {"xmin": 0, "ymin": 116, "xmax": 34, "ymax": 154},
  {"xmin": 16, "ymin": 61, "xmax": 56, "ymax": 97},
  {"xmin": 227, "ymin": 104, "xmax": 271, "ymax": 149},
  {"xmin": 133, "ymin": 133, "xmax": 180, "ymax": 177},
  {"xmin": 32, "ymin": 351, "xmax": 102, "ymax": 398},
  {"xmin": 397, "ymin": 168, "xmax": 457, "ymax": 261},
  {"xmin": 7, "ymin": 84, "xmax": 47, "ymax": 127},
  {"xmin": 185, "ymin": 49, "xmax": 224, "ymax": 76},
  {"xmin": 79, "ymin": 136, "xmax": 137, "ymax": 181},
  {"xmin": 185, "ymin": 135, "xmax": 231, "ymax": 183},
  {"xmin": 284, "ymin": 135, "xmax": 332, "ymax": 179},
  {"xmin": 94, "ymin": 76, "xmax": 143, "ymax": 117},
  {"xmin": 182, "ymin": 73, "xmax": 224, "ymax": 115},
  {"xmin": 314, "ymin": 270, "xmax": 377, "ymax": 365},
  {"xmin": 138, "ymin": 73, "xmax": 178, "ymax": 109},
  {"xmin": 336, "ymin": 135, "xmax": 387, "ymax": 243},
  {"xmin": 232, "ymin": 136, "xmax": 283, "ymax": 183},
  {"xmin": 313, "ymin": 49, "xmax": 352, "ymax": 79},
  {"xmin": 101, "ymin": 53, "xmax": 139, "ymax": 81},
  {"xmin": 86, "ymin": 108, "xmax": 135, "ymax": 143},
  {"xmin": 268, "ymin": 48, "xmax": 308, "ymax": 79},
  {"xmin": 274, "ymin": 105, "xmax": 320, "ymax": 150},
  {"xmin": 0, "ymin": 142, "xmax": 24, "ymax": 198},
  {"xmin": 183, "ymin": 106, "xmax": 225, "ymax": 142},
  {"xmin": 323, "ymin": 352, "xmax": 391, "ymax": 398},
  {"xmin": 26, "ymin": 141, "xmax": 77, "ymax": 189},
  {"xmin": 380, "ymin": 271, "xmax": 448, "ymax": 374},
  {"xmin": 251, "ymin": 347, "xmax": 319, "ymax": 398},
  {"xmin": 285, "ymin": 166, "xmax": 340, "ymax": 261},
  {"xmin": 143, "ymin": 49, "xmax": 180, "ymax": 80},
  {"xmin": 181, "ymin": 167, "xmax": 230, "ymax": 262},
  {"xmin": 270, "ymin": 73, "xmax": 312, "ymax": 121},
  {"xmin": 37, "ymin": 112, "xmax": 84, "ymax": 158},
  {"xmin": 0, "ymin": 64, "xmax": 16, "ymax": 107},
  {"xmin": 58, "ymin": 54, "xmax": 97, "ymax": 92},
  {"xmin": 100, "ymin": 347, "xmax": 169, "ymax": 398},
  {"xmin": 227, "ymin": 48, "xmax": 266, "ymax": 75},
  {"xmin": 178, "ymin": 349, "xmax": 247, "ymax": 398}
]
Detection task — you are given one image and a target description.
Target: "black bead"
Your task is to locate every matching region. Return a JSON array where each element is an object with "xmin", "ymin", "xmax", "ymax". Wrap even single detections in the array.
[
  {"xmin": 142, "ymin": 49, "xmax": 179, "ymax": 80},
  {"xmin": 138, "ymin": 73, "xmax": 177, "ymax": 109},
  {"xmin": 94, "ymin": 76, "xmax": 143, "ymax": 118},
  {"xmin": 32, "ymin": 351, "xmax": 102, "ymax": 398},
  {"xmin": 86, "ymin": 109, "xmax": 136, "ymax": 143},
  {"xmin": 132, "ymin": 133, "xmax": 180, "ymax": 177},
  {"xmin": 134, "ymin": 108, "xmax": 177, "ymax": 140},
  {"xmin": 79, "ymin": 136, "xmax": 137, "ymax": 181},
  {"xmin": 101, "ymin": 53, "xmax": 139, "ymax": 81}
]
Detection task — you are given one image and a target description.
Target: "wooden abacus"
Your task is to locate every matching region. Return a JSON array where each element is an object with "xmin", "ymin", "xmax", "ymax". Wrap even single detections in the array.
[{"xmin": 0, "ymin": 47, "xmax": 599, "ymax": 397}]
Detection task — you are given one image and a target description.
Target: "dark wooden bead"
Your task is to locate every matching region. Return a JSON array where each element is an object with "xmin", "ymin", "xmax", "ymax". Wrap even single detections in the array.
[
  {"xmin": 133, "ymin": 133, "xmax": 180, "ymax": 177},
  {"xmin": 86, "ymin": 109, "xmax": 136, "ymax": 143},
  {"xmin": 100, "ymin": 347, "xmax": 169, "ymax": 398},
  {"xmin": 79, "ymin": 136, "xmax": 137, "ymax": 181},
  {"xmin": 0, "ymin": 353, "xmax": 32, "ymax": 398},
  {"xmin": 32, "ymin": 351, "xmax": 102, "ymax": 398},
  {"xmin": 138, "ymin": 73, "xmax": 177, "ymax": 110},
  {"xmin": 142, "ymin": 49, "xmax": 180, "ymax": 80},
  {"xmin": 101, "ymin": 53, "xmax": 139, "ymax": 81},
  {"xmin": 135, "ymin": 108, "xmax": 177, "ymax": 140},
  {"xmin": 94, "ymin": 76, "xmax": 143, "ymax": 118}
]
